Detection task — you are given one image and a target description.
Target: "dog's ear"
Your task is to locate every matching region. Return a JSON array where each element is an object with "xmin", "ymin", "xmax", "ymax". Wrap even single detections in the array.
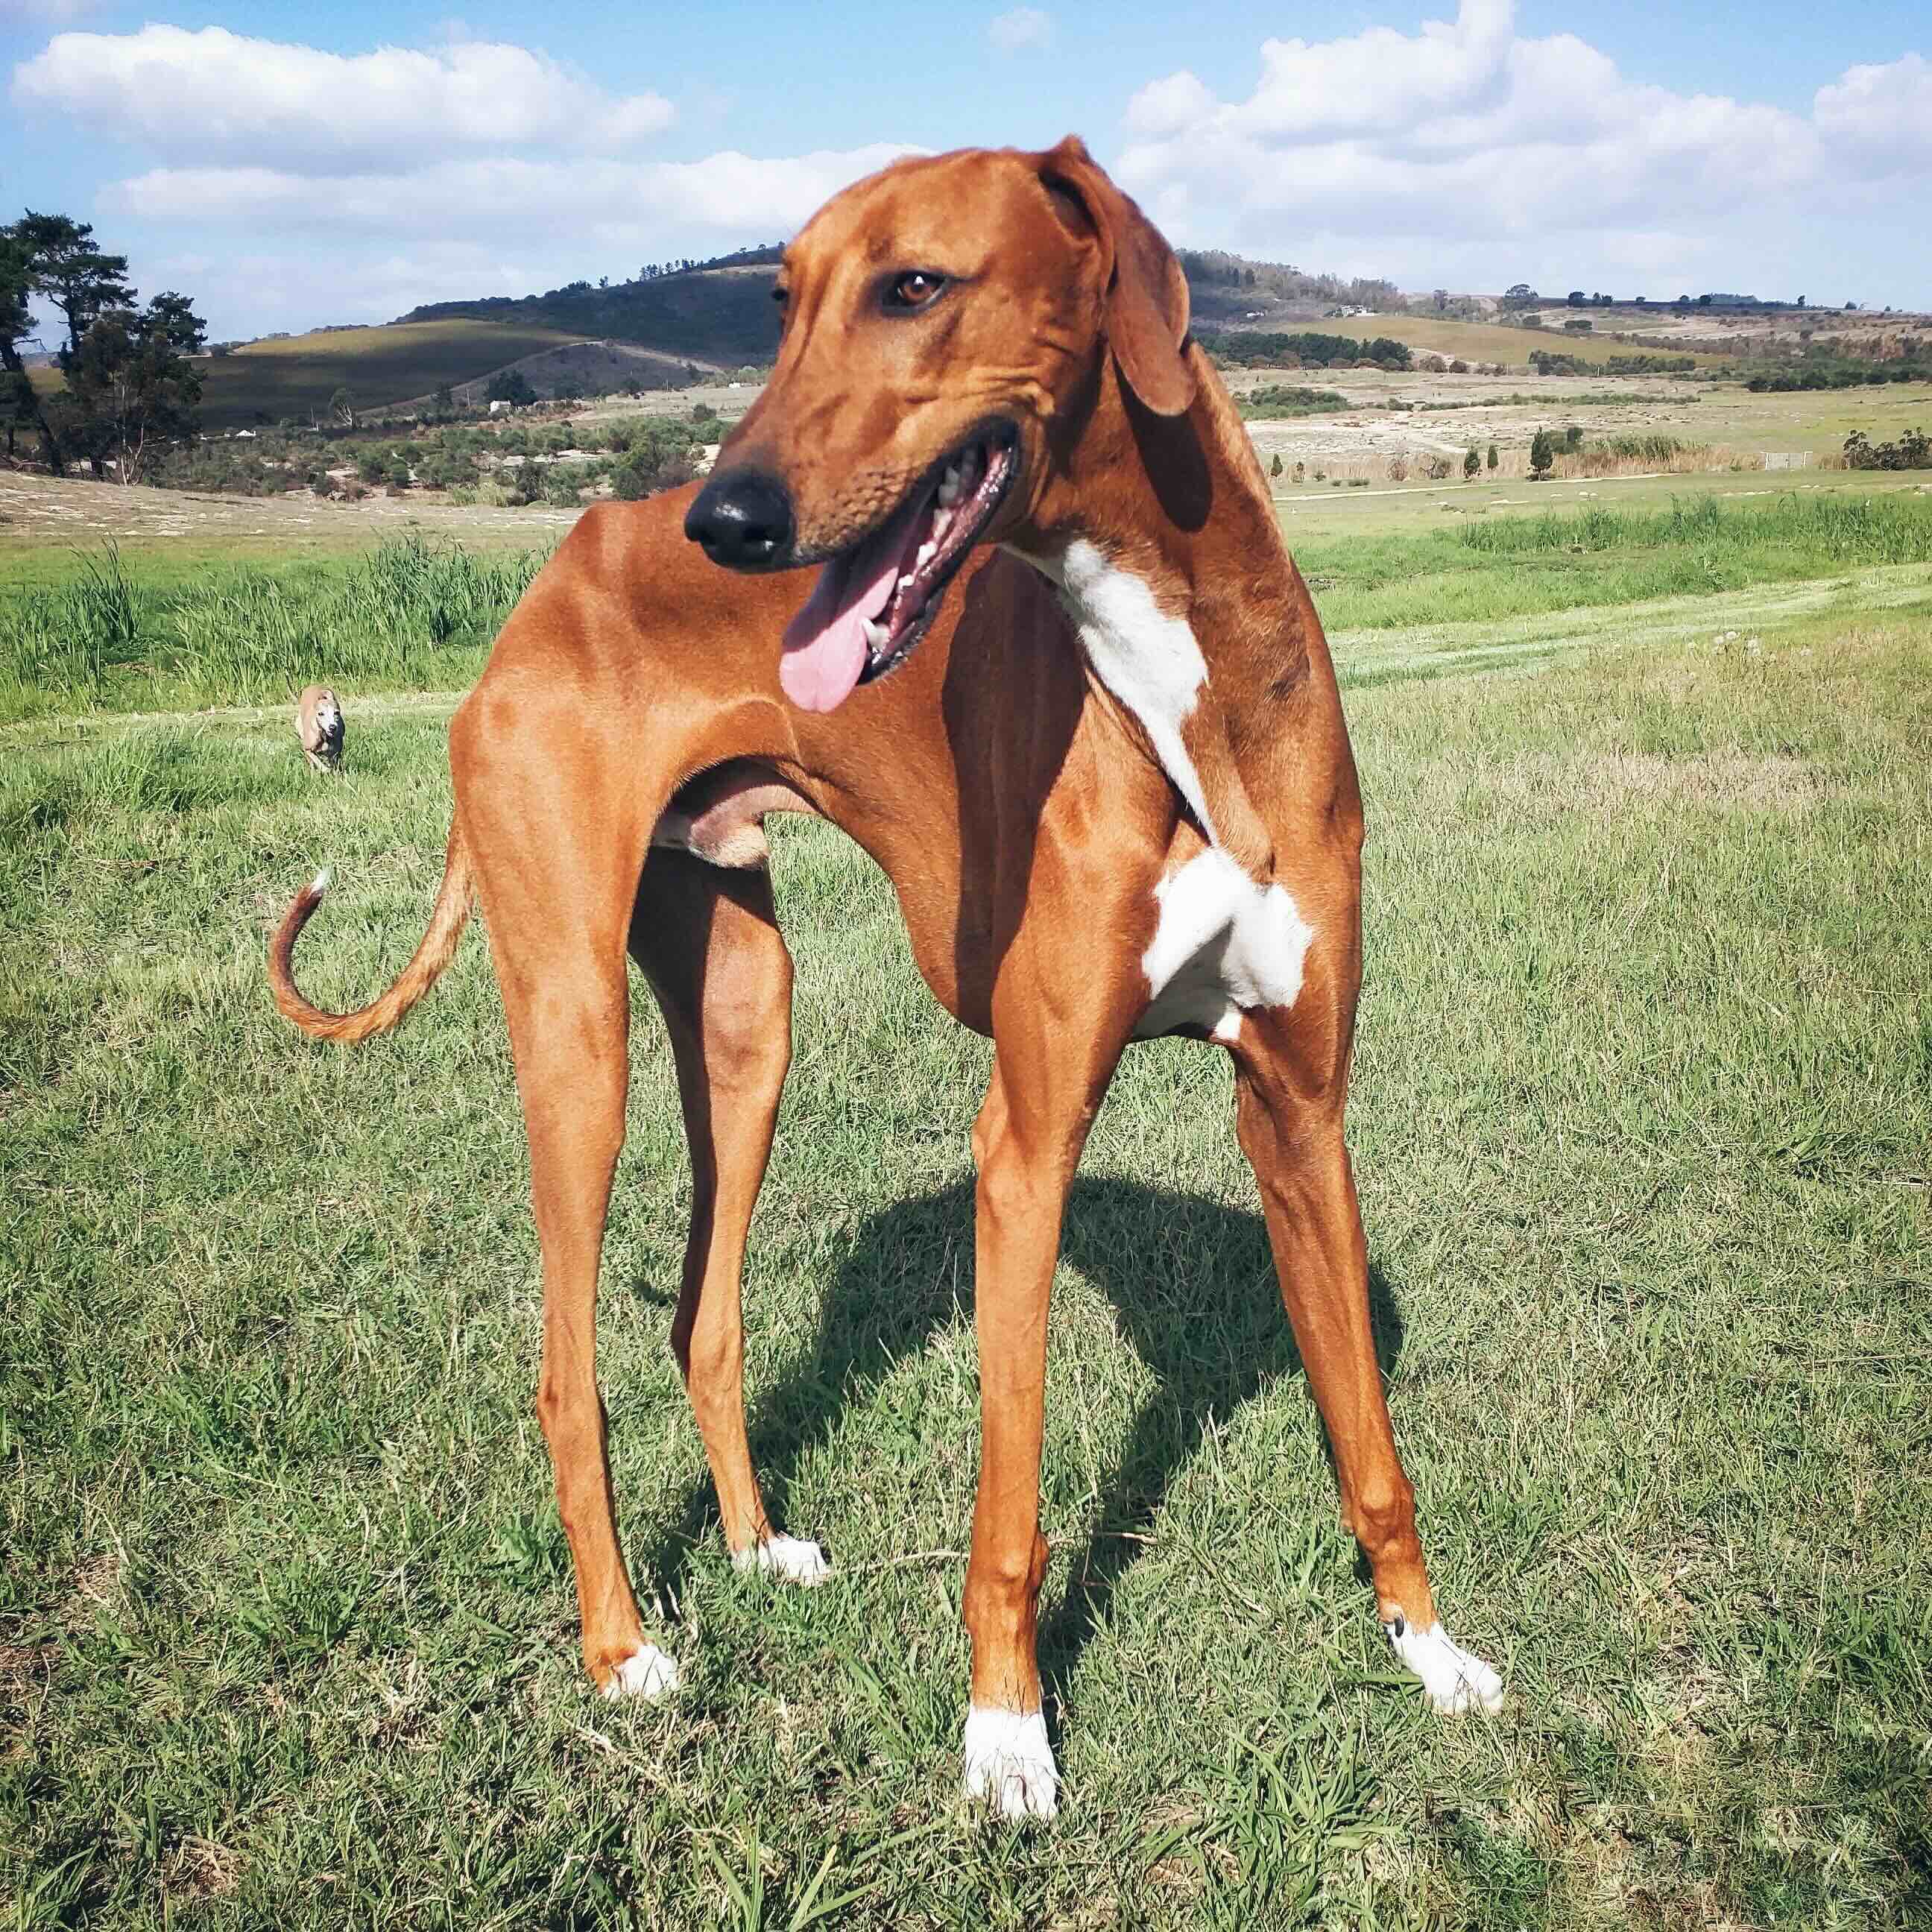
[{"xmin": 1038, "ymin": 136, "xmax": 1196, "ymax": 418}]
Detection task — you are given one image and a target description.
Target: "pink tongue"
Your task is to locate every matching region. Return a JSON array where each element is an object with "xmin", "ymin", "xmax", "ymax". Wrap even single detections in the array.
[{"xmin": 778, "ymin": 513, "xmax": 915, "ymax": 713}]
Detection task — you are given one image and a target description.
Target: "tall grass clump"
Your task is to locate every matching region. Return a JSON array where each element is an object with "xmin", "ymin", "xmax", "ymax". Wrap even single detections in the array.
[
  {"xmin": 0, "ymin": 544, "xmax": 148, "ymax": 719},
  {"xmin": 1457, "ymin": 490, "xmax": 1932, "ymax": 565},
  {"xmin": 0, "ymin": 535, "xmax": 549, "ymax": 722},
  {"xmin": 1298, "ymin": 489, "xmax": 1932, "ymax": 631}
]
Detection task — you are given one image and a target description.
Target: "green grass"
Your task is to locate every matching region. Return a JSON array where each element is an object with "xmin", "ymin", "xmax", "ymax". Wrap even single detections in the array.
[
  {"xmin": 0, "ymin": 537, "xmax": 546, "ymax": 724},
  {"xmin": 1296, "ymin": 489, "xmax": 1932, "ymax": 632},
  {"xmin": 1, "ymin": 529, "xmax": 1929, "ymax": 1928},
  {"xmin": 10, "ymin": 490, "xmax": 1932, "ymax": 728},
  {"xmin": 1275, "ymin": 315, "xmax": 1730, "ymax": 370}
]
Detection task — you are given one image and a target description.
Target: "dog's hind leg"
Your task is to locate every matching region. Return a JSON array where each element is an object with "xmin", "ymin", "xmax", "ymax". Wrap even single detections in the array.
[
  {"xmin": 455, "ymin": 696, "xmax": 676, "ymax": 1701},
  {"xmin": 628, "ymin": 851, "xmax": 827, "ymax": 1586},
  {"xmin": 1230, "ymin": 990, "xmax": 1504, "ymax": 1717}
]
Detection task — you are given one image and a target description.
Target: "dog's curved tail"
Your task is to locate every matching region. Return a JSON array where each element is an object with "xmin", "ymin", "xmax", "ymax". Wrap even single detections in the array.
[{"xmin": 270, "ymin": 823, "xmax": 474, "ymax": 1044}]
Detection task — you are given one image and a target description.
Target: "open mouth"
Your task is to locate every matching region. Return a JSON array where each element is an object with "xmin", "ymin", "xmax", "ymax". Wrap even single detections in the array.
[{"xmin": 777, "ymin": 423, "xmax": 1018, "ymax": 713}]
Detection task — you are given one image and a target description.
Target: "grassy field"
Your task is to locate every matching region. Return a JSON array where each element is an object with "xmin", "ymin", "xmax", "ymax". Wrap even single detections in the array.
[
  {"xmin": 1272, "ymin": 468, "xmax": 1932, "ymax": 542},
  {"xmin": 34, "ymin": 321, "xmax": 599, "ymax": 434},
  {"xmin": 2, "ymin": 501, "xmax": 1930, "ymax": 1929},
  {"xmin": 8, "ymin": 487, "xmax": 1932, "ymax": 727},
  {"xmin": 1274, "ymin": 315, "xmax": 1729, "ymax": 370},
  {"xmin": 196, "ymin": 323, "xmax": 608, "ymax": 430}
]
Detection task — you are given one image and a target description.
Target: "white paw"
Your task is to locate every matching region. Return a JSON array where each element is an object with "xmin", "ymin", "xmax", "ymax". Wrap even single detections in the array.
[
  {"xmin": 1383, "ymin": 1617, "xmax": 1504, "ymax": 1715},
  {"xmin": 602, "ymin": 1644, "xmax": 681, "ymax": 1700},
  {"xmin": 962, "ymin": 1705, "xmax": 1059, "ymax": 1822},
  {"xmin": 732, "ymin": 1533, "xmax": 833, "ymax": 1588}
]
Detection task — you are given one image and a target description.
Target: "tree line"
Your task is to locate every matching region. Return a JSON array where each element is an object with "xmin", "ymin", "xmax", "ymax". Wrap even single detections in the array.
[{"xmin": 1, "ymin": 213, "xmax": 204, "ymax": 482}]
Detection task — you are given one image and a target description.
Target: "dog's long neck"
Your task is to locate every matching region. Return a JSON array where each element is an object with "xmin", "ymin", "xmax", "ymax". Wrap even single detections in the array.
[{"xmin": 1016, "ymin": 348, "xmax": 1322, "ymax": 876}]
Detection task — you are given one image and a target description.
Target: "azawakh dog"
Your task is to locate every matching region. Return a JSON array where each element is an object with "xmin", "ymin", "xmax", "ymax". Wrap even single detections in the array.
[
  {"xmin": 295, "ymin": 683, "xmax": 344, "ymax": 774},
  {"xmin": 271, "ymin": 137, "xmax": 1500, "ymax": 1822}
]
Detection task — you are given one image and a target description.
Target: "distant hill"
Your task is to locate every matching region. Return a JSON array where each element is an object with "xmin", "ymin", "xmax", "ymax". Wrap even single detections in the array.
[
  {"xmin": 189, "ymin": 320, "xmax": 602, "ymax": 431},
  {"xmin": 399, "ymin": 246, "xmax": 786, "ymax": 366},
  {"xmin": 397, "ymin": 243, "xmax": 1415, "ymax": 370},
  {"xmin": 1176, "ymin": 249, "xmax": 1402, "ymax": 329}
]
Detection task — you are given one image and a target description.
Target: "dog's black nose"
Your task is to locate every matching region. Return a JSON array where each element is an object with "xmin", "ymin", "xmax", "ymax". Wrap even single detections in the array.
[{"xmin": 684, "ymin": 469, "xmax": 796, "ymax": 571}]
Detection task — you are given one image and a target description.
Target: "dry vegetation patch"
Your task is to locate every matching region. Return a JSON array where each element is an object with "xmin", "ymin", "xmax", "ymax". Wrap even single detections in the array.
[{"xmin": 1483, "ymin": 748, "xmax": 1825, "ymax": 822}]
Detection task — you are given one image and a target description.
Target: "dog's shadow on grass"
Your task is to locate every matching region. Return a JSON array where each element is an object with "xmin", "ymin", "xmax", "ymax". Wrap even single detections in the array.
[{"xmin": 637, "ymin": 1175, "xmax": 1404, "ymax": 1689}]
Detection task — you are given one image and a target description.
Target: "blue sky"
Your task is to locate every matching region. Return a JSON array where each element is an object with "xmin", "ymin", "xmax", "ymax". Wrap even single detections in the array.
[{"xmin": 4, "ymin": 0, "xmax": 1928, "ymax": 339}]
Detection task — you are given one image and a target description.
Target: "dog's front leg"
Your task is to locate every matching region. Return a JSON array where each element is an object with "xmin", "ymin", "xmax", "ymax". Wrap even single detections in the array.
[{"xmin": 961, "ymin": 994, "xmax": 1128, "ymax": 1822}]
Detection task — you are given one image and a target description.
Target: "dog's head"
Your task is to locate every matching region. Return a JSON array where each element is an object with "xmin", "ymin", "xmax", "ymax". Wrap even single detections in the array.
[{"xmin": 684, "ymin": 138, "xmax": 1193, "ymax": 711}]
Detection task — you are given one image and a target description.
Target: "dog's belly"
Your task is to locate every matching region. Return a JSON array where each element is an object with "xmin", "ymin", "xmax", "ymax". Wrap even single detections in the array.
[{"xmin": 1133, "ymin": 846, "xmax": 1313, "ymax": 1042}]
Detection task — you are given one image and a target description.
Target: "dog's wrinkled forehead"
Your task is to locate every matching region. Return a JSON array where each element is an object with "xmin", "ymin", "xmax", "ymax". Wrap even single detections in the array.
[{"xmin": 784, "ymin": 149, "xmax": 1073, "ymax": 289}]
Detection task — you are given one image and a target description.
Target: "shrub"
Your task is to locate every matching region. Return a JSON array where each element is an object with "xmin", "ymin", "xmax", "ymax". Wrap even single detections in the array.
[
  {"xmin": 1195, "ymin": 329, "xmax": 1412, "ymax": 372},
  {"xmin": 1269, "ymin": 453, "xmax": 1284, "ymax": 479},
  {"xmin": 1424, "ymin": 455, "xmax": 1453, "ymax": 481},
  {"xmin": 1843, "ymin": 426, "xmax": 1930, "ymax": 470},
  {"xmin": 1386, "ymin": 455, "xmax": 1409, "ymax": 482},
  {"xmin": 1486, "ymin": 443, "xmax": 1499, "ymax": 471},
  {"xmin": 1464, "ymin": 446, "xmax": 1480, "ymax": 479},
  {"xmin": 1236, "ymin": 384, "xmax": 1345, "ymax": 420},
  {"xmin": 486, "ymin": 369, "xmax": 537, "ymax": 406}
]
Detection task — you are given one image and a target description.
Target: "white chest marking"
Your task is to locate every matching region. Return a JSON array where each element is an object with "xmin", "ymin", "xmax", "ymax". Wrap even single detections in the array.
[
  {"xmin": 1137, "ymin": 847, "xmax": 1313, "ymax": 1042},
  {"xmin": 1025, "ymin": 538, "xmax": 1219, "ymax": 846}
]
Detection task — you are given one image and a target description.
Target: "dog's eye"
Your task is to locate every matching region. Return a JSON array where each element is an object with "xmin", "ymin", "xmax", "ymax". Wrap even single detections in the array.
[
  {"xmin": 884, "ymin": 271, "xmax": 947, "ymax": 312},
  {"xmin": 771, "ymin": 285, "xmax": 789, "ymax": 308}
]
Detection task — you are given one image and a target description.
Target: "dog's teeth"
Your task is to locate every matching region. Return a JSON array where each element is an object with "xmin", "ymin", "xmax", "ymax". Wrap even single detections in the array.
[
  {"xmin": 915, "ymin": 540, "xmax": 937, "ymax": 567},
  {"xmin": 938, "ymin": 466, "xmax": 962, "ymax": 507},
  {"xmin": 931, "ymin": 507, "xmax": 953, "ymax": 540},
  {"xmin": 898, "ymin": 572, "xmax": 917, "ymax": 590},
  {"xmin": 862, "ymin": 619, "xmax": 889, "ymax": 648}
]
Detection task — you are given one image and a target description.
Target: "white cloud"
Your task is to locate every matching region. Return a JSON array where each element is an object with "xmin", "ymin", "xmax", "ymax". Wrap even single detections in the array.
[
  {"xmin": 10, "ymin": 24, "xmax": 675, "ymax": 169},
  {"xmin": 1813, "ymin": 51, "xmax": 1932, "ymax": 172},
  {"xmin": 989, "ymin": 8, "xmax": 1053, "ymax": 54},
  {"xmin": 98, "ymin": 144, "xmax": 922, "ymax": 336},
  {"xmin": 110, "ymin": 146, "xmax": 924, "ymax": 248},
  {"xmin": 0, "ymin": 0, "xmax": 108, "ymax": 20},
  {"xmin": 7, "ymin": 17, "xmax": 927, "ymax": 338},
  {"xmin": 1117, "ymin": 1, "xmax": 1928, "ymax": 301}
]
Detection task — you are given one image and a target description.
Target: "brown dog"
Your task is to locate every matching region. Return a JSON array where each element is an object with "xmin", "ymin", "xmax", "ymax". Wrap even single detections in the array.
[
  {"xmin": 295, "ymin": 684, "xmax": 344, "ymax": 773},
  {"xmin": 272, "ymin": 138, "xmax": 1500, "ymax": 1822}
]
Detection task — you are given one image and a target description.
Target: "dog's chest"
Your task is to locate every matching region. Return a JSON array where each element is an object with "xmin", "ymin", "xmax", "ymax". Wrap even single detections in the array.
[
  {"xmin": 1033, "ymin": 538, "xmax": 1221, "ymax": 847},
  {"xmin": 1017, "ymin": 540, "xmax": 1313, "ymax": 1040}
]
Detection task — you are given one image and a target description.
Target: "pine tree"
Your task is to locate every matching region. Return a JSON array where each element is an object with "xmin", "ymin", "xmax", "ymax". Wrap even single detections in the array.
[{"xmin": 1463, "ymin": 446, "xmax": 1480, "ymax": 479}]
